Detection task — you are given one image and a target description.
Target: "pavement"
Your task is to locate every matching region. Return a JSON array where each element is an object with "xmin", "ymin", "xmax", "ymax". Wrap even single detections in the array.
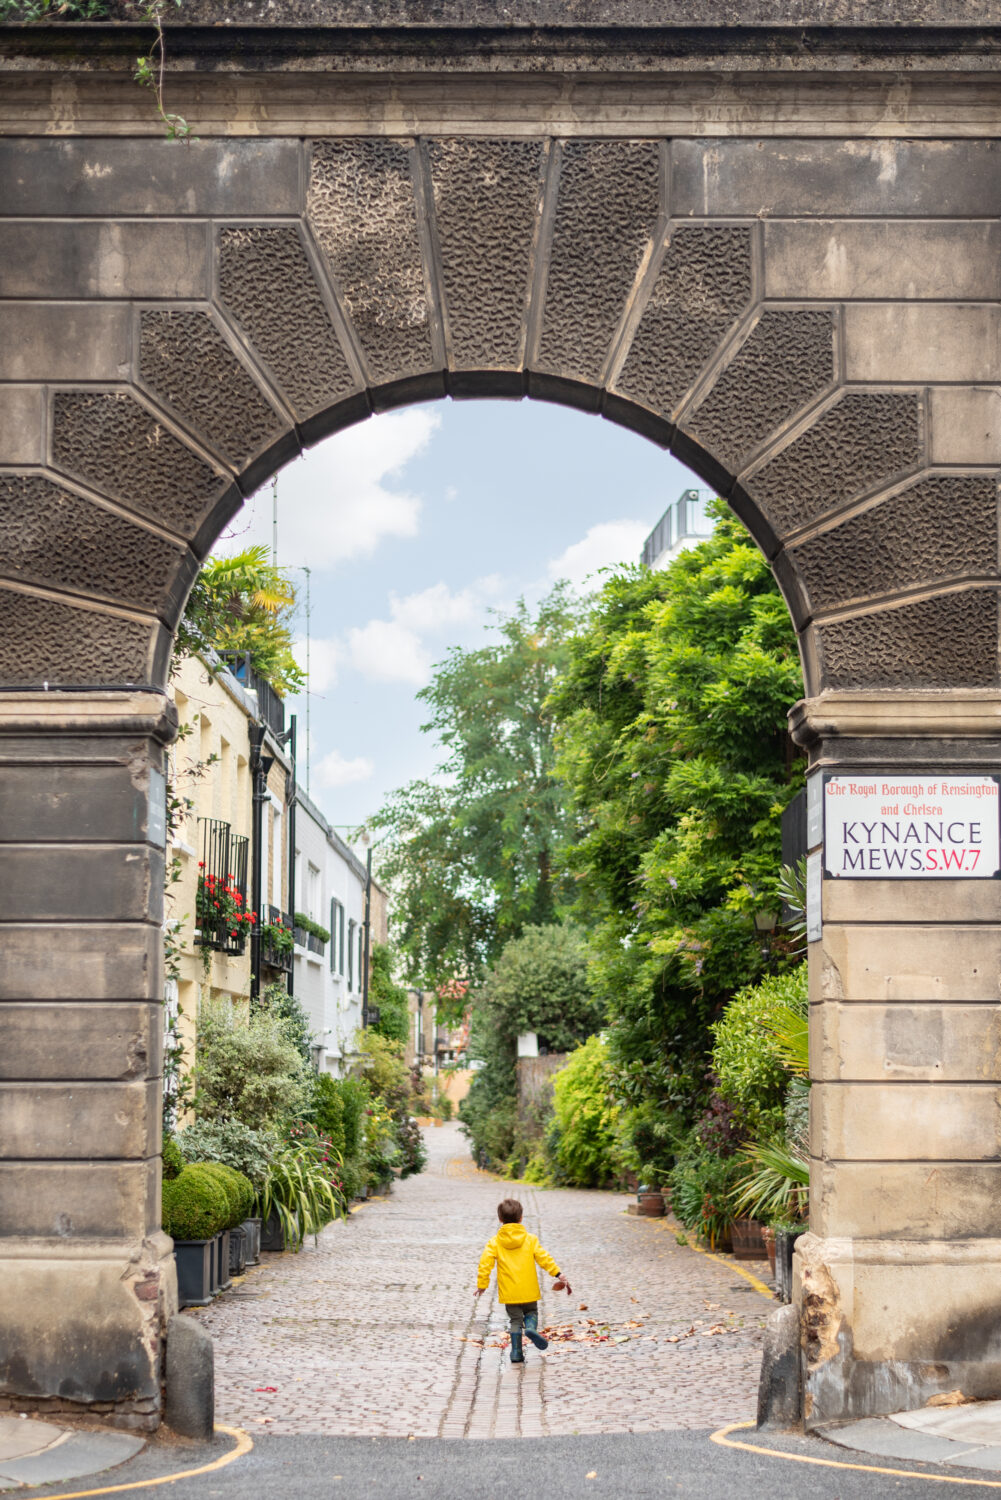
[{"xmin": 11, "ymin": 1124, "xmax": 1001, "ymax": 1497}]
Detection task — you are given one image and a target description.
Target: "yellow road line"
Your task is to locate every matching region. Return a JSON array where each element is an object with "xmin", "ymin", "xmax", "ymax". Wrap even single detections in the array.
[
  {"xmin": 711, "ymin": 1419, "xmax": 1001, "ymax": 1488},
  {"xmin": 641, "ymin": 1214, "xmax": 775, "ymax": 1301},
  {"xmin": 21, "ymin": 1423, "xmax": 252, "ymax": 1500}
]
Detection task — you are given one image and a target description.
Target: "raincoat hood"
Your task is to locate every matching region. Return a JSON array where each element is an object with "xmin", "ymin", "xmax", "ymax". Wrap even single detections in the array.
[{"xmin": 497, "ymin": 1224, "xmax": 528, "ymax": 1250}]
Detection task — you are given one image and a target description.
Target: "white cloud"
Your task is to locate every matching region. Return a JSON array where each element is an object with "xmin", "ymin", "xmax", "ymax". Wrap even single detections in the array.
[
  {"xmin": 388, "ymin": 577, "xmax": 502, "ymax": 633},
  {"xmin": 218, "ymin": 408, "xmax": 440, "ymax": 569},
  {"xmin": 293, "ymin": 636, "xmax": 341, "ymax": 692},
  {"xmin": 347, "ymin": 618, "xmax": 432, "ymax": 686},
  {"xmin": 547, "ymin": 520, "xmax": 649, "ymax": 590},
  {"xmin": 314, "ymin": 748, "xmax": 375, "ymax": 788}
]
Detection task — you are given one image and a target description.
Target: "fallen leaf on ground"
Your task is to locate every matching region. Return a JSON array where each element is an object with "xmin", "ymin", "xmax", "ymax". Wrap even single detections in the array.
[
  {"xmin": 578, "ymin": 1303, "xmax": 588, "ymax": 1311},
  {"xmin": 927, "ymin": 1390, "xmax": 974, "ymax": 1407},
  {"xmin": 254, "ymin": 1386, "xmax": 278, "ymax": 1393},
  {"xmin": 586, "ymin": 1472, "xmax": 597, "ymax": 1480}
]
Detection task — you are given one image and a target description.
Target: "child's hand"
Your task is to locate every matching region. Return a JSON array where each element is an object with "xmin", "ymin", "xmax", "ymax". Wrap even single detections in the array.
[{"xmin": 473, "ymin": 1286, "xmax": 484, "ymax": 1298}]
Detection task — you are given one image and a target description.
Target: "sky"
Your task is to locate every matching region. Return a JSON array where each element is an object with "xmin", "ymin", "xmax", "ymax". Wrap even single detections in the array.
[{"xmin": 217, "ymin": 397, "xmax": 701, "ymax": 834}]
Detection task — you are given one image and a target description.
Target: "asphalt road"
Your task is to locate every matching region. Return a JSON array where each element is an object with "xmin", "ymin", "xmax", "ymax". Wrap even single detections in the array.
[{"xmin": 25, "ymin": 1427, "xmax": 1001, "ymax": 1500}]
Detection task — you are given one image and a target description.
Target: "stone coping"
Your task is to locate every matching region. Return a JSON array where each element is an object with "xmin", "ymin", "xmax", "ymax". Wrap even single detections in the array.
[
  {"xmin": 0, "ymin": 1416, "xmax": 144, "ymax": 1490},
  {"xmin": 822, "ymin": 1400, "xmax": 1001, "ymax": 1473}
]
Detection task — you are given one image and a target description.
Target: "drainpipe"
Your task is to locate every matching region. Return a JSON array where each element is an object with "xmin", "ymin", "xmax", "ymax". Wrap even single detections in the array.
[
  {"xmin": 249, "ymin": 723, "xmax": 273, "ymax": 1006},
  {"xmin": 284, "ymin": 715, "xmax": 297, "ymax": 998},
  {"xmin": 361, "ymin": 843, "xmax": 373, "ymax": 1028}
]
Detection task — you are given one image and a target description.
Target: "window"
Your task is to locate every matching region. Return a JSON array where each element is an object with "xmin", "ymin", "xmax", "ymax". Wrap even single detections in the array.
[
  {"xmin": 358, "ymin": 925, "xmax": 364, "ymax": 992},
  {"xmin": 329, "ymin": 898, "xmax": 346, "ymax": 976},
  {"xmin": 347, "ymin": 918, "xmax": 356, "ymax": 991},
  {"xmin": 307, "ymin": 862, "xmax": 320, "ymax": 921}
]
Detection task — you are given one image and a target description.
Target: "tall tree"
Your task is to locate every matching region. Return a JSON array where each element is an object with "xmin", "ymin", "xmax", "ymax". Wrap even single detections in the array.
[
  {"xmin": 367, "ymin": 585, "xmax": 584, "ymax": 992},
  {"xmin": 547, "ymin": 501, "xmax": 805, "ymax": 1112}
]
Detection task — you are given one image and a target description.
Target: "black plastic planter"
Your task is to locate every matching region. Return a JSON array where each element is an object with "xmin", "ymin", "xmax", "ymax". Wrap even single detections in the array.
[
  {"xmin": 260, "ymin": 1211, "xmax": 287, "ymax": 1252},
  {"xmin": 208, "ymin": 1234, "xmax": 219, "ymax": 1296},
  {"xmin": 229, "ymin": 1225, "xmax": 247, "ymax": 1277},
  {"xmin": 216, "ymin": 1229, "xmax": 232, "ymax": 1292},
  {"xmin": 174, "ymin": 1239, "xmax": 214, "ymax": 1308}
]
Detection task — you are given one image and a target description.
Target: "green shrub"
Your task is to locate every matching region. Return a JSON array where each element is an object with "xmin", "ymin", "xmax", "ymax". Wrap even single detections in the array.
[
  {"xmin": 256, "ymin": 1141, "xmax": 344, "ymax": 1251},
  {"xmin": 178, "ymin": 1118, "xmax": 277, "ymax": 1191},
  {"xmin": 162, "ymin": 1134, "xmax": 185, "ymax": 1181},
  {"xmin": 438, "ymin": 1096, "xmax": 454, "ymax": 1122},
  {"xmin": 549, "ymin": 1035, "xmax": 621, "ymax": 1187},
  {"xmin": 369, "ymin": 943, "xmax": 410, "ymax": 1046},
  {"xmin": 668, "ymin": 1145, "xmax": 746, "ymax": 1249},
  {"xmin": 195, "ymin": 1161, "xmax": 246, "ymax": 1230},
  {"xmin": 709, "ymin": 965, "xmax": 808, "ymax": 1135},
  {"xmin": 312, "ymin": 1072, "xmax": 347, "ymax": 1158},
  {"xmin": 162, "ymin": 1164, "xmax": 230, "ymax": 1241},
  {"xmin": 617, "ymin": 1099, "xmax": 687, "ymax": 1190},
  {"xmin": 194, "ymin": 999, "xmax": 311, "ymax": 1128},
  {"xmin": 338, "ymin": 1077, "xmax": 368, "ymax": 1159}
]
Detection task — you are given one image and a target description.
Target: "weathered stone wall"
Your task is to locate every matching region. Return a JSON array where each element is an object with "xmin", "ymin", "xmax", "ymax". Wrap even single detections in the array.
[{"xmin": 2, "ymin": 8, "xmax": 1001, "ymax": 1430}]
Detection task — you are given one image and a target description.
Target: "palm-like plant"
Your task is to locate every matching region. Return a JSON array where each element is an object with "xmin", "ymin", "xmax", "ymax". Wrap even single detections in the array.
[
  {"xmin": 175, "ymin": 545, "xmax": 305, "ymax": 696},
  {"xmin": 255, "ymin": 1141, "xmax": 345, "ymax": 1251},
  {"xmin": 733, "ymin": 1139, "xmax": 809, "ymax": 1224}
]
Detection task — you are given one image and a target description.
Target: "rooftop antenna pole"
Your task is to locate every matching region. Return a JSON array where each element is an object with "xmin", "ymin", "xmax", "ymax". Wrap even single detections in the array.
[
  {"xmin": 302, "ymin": 565, "xmax": 312, "ymax": 796},
  {"xmin": 271, "ymin": 474, "xmax": 278, "ymax": 565}
]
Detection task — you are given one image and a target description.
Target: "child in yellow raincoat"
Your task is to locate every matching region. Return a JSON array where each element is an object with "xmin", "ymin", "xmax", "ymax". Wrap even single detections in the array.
[{"xmin": 474, "ymin": 1198, "xmax": 572, "ymax": 1364}]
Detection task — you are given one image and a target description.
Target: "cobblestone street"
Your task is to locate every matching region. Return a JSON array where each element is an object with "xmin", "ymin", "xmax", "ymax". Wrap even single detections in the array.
[{"xmin": 193, "ymin": 1125, "xmax": 770, "ymax": 1438}]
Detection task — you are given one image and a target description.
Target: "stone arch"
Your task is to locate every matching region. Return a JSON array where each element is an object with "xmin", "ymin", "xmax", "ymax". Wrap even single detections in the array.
[{"xmin": 3, "ymin": 135, "xmax": 995, "ymax": 703}]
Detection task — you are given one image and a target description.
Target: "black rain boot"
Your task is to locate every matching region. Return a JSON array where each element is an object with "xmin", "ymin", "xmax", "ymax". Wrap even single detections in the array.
[
  {"xmin": 510, "ymin": 1329, "xmax": 524, "ymax": 1363},
  {"xmin": 524, "ymin": 1312, "xmax": 549, "ymax": 1351}
]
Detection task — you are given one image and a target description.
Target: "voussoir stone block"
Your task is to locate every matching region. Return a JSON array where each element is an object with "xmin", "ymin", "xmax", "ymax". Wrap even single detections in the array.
[
  {"xmin": 51, "ymin": 390, "xmax": 228, "ymax": 538},
  {"xmin": 790, "ymin": 475, "xmax": 998, "ymax": 612},
  {"xmin": 815, "ymin": 588, "xmax": 999, "ymax": 691},
  {"xmin": 428, "ymin": 137, "xmax": 544, "ymax": 372},
  {"xmin": 0, "ymin": 474, "xmax": 188, "ymax": 616},
  {"xmin": 218, "ymin": 225, "xmax": 357, "ymax": 419},
  {"xmin": 0, "ymin": 586, "xmax": 156, "ymax": 689},
  {"xmin": 683, "ymin": 308, "xmax": 836, "ymax": 471},
  {"xmin": 307, "ymin": 139, "xmax": 433, "ymax": 384},
  {"xmin": 538, "ymin": 139, "xmax": 660, "ymax": 385},
  {"xmin": 0, "ymin": 386, "xmax": 44, "ymax": 465}
]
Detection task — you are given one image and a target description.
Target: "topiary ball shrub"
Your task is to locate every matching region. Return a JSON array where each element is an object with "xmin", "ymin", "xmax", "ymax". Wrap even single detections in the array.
[
  {"xmin": 162, "ymin": 1164, "xmax": 229, "ymax": 1242},
  {"xmin": 162, "ymin": 1134, "xmax": 185, "ymax": 1181},
  {"xmin": 196, "ymin": 1162, "xmax": 253, "ymax": 1230}
]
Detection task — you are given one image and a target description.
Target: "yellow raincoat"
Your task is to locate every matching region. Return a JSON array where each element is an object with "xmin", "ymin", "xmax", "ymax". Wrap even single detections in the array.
[{"xmin": 477, "ymin": 1223, "xmax": 561, "ymax": 1304}]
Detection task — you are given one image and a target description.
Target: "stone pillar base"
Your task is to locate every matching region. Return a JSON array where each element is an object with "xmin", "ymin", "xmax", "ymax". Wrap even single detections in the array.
[
  {"xmin": 0, "ymin": 1233, "xmax": 177, "ymax": 1432},
  {"xmin": 797, "ymin": 1232, "xmax": 1001, "ymax": 1427}
]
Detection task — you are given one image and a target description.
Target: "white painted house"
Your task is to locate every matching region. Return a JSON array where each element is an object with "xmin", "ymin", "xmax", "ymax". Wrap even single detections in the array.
[{"xmin": 292, "ymin": 787, "xmax": 376, "ymax": 1076}]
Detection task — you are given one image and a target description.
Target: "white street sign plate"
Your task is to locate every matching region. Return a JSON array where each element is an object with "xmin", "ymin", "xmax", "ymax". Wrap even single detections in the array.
[{"xmin": 824, "ymin": 775, "xmax": 1000, "ymax": 879}]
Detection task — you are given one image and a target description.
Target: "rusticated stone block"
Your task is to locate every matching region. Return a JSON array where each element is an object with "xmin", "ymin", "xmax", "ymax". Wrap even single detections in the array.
[
  {"xmin": 0, "ymin": 305, "xmax": 129, "ymax": 383},
  {"xmin": 929, "ymin": 387, "xmax": 1001, "ymax": 465},
  {"xmin": 791, "ymin": 475, "xmax": 998, "ymax": 611},
  {"xmin": 815, "ymin": 1002, "xmax": 1001, "ymax": 1084},
  {"xmin": 0, "ymin": 587, "xmax": 154, "ymax": 688},
  {"xmin": 0, "ymin": 474, "xmax": 186, "ymax": 615},
  {"xmin": 0, "ymin": 386, "xmax": 44, "ymax": 464},
  {"xmin": 0, "ymin": 221, "xmax": 210, "ymax": 300},
  {"xmin": 816, "ymin": 588, "xmax": 998, "ymax": 690},
  {"xmin": 812, "ymin": 1081, "xmax": 1001, "ymax": 1162},
  {"xmin": 0, "ymin": 1003, "xmax": 156, "ymax": 1082},
  {"xmin": 0, "ymin": 925, "xmax": 159, "ymax": 1002},
  {"xmin": 672, "ymin": 139, "xmax": 1001, "ymax": 219},
  {"xmin": 51, "ymin": 390, "xmax": 227, "ymax": 537},
  {"xmin": 747, "ymin": 391, "xmax": 922, "ymax": 536},
  {"xmin": 0, "ymin": 845, "xmax": 163, "ymax": 924},
  {"xmin": 139, "ymin": 310, "xmax": 283, "ymax": 470},
  {"xmin": 0, "ymin": 761, "xmax": 152, "ymax": 843},
  {"xmin": 538, "ymin": 140, "xmax": 660, "ymax": 384},
  {"xmin": 684, "ymin": 309, "xmax": 835, "ymax": 472},
  {"xmin": 0, "ymin": 1080, "xmax": 159, "ymax": 1161},
  {"xmin": 615, "ymin": 225, "xmax": 752, "ymax": 417},
  {"xmin": 821, "ymin": 921, "xmax": 1001, "ymax": 1003},
  {"xmin": 218, "ymin": 225, "xmax": 356, "ymax": 420},
  {"xmin": 0, "ymin": 139, "xmax": 301, "ymax": 217},
  {"xmin": 846, "ymin": 304, "xmax": 1001, "ymax": 384},
  {"xmin": 764, "ymin": 221, "xmax": 1001, "ymax": 302},
  {"xmin": 0, "ymin": 1161, "xmax": 154, "ymax": 1237},
  {"xmin": 812, "ymin": 1160, "xmax": 1001, "ymax": 1240},
  {"xmin": 307, "ymin": 139, "xmax": 433, "ymax": 383},
  {"xmin": 427, "ymin": 137, "xmax": 543, "ymax": 371}
]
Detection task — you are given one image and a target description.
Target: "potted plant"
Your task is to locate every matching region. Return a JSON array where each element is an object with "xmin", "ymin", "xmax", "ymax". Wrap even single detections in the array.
[
  {"xmin": 162, "ymin": 1164, "xmax": 230, "ymax": 1308},
  {"xmin": 255, "ymin": 1139, "xmax": 345, "ymax": 1253},
  {"xmin": 731, "ymin": 1217, "xmax": 767, "ymax": 1261},
  {"xmin": 636, "ymin": 1182, "xmax": 666, "ymax": 1217},
  {"xmin": 196, "ymin": 1161, "xmax": 255, "ymax": 1288}
]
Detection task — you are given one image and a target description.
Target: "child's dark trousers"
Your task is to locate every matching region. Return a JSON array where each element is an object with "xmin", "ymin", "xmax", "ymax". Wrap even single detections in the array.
[{"xmin": 504, "ymin": 1301, "xmax": 538, "ymax": 1330}]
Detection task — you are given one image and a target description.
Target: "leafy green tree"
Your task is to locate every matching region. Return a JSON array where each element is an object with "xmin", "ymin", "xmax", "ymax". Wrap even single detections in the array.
[
  {"xmin": 175, "ymin": 544, "xmax": 304, "ymax": 695},
  {"xmin": 548, "ymin": 500, "xmax": 804, "ymax": 1117},
  {"xmin": 458, "ymin": 922, "xmax": 602, "ymax": 1169},
  {"xmin": 368, "ymin": 586, "xmax": 584, "ymax": 992},
  {"xmin": 368, "ymin": 942, "xmax": 410, "ymax": 1046}
]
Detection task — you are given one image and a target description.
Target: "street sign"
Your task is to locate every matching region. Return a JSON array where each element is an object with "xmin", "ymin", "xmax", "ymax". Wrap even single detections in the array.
[{"xmin": 823, "ymin": 775, "xmax": 1000, "ymax": 878}]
